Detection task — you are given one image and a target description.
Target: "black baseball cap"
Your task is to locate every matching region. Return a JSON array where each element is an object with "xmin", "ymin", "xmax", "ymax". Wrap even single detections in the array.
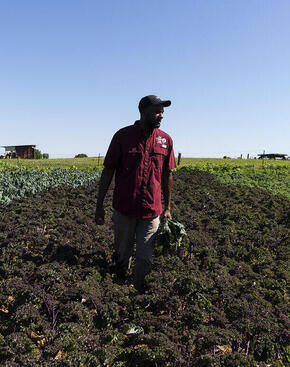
[{"xmin": 138, "ymin": 95, "xmax": 171, "ymax": 112}]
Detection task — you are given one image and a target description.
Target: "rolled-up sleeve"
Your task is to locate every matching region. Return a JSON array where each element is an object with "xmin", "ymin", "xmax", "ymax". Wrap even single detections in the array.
[{"xmin": 103, "ymin": 132, "xmax": 121, "ymax": 169}]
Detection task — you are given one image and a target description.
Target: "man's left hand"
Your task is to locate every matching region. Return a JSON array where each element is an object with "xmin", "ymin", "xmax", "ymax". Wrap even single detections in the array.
[{"xmin": 161, "ymin": 209, "xmax": 172, "ymax": 221}]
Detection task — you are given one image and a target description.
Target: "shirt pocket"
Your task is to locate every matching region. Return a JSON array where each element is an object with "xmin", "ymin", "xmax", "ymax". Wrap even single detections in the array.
[
  {"xmin": 124, "ymin": 148, "xmax": 142, "ymax": 173},
  {"xmin": 151, "ymin": 145, "xmax": 167, "ymax": 171}
]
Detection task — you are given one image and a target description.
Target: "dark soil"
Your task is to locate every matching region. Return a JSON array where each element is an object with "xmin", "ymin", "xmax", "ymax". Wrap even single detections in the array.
[{"xmin": 0, "ymin": 168, "xmax": 289, "ymax": 366}]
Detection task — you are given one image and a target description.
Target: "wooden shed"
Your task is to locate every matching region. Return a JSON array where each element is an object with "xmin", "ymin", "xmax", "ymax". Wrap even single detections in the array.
[{"xmin": 1, "ymin": 145, "xmax": 36, "ymax": 159}]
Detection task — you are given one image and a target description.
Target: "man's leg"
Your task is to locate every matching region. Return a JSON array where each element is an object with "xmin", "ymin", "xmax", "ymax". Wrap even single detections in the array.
[
  {"xmin": 112, "ymin": 210, "xmax": 136, "ymax": 276},
  {"xmin": 134, "ymin": 216, "xmax": 160, "ymax": 290}
]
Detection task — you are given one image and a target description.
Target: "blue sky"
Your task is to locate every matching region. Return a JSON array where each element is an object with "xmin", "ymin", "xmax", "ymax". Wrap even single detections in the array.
[{"xmin": 1, "ymin": 0, "xmax": 289, "ymax": 158}]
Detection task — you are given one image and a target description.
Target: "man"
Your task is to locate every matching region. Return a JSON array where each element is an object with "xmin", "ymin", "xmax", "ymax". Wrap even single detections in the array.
[{"xmin": 95, "ymin": 95, "xmax": 176, "ymax": 290}]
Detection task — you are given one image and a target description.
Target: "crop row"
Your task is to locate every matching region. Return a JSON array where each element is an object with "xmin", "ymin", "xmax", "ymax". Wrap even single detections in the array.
[
  {"xmin": 0, "ymin": 169, "xmax": 101, "ymax": 205},
  {"xmin": 178, "ymin": 165, "xmax": 290, "ymax": 198}
]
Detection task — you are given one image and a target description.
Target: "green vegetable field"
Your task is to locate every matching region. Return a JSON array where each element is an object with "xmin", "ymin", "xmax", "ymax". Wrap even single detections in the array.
[{"xmin": 0, "ymin": 158, "xmax": 289, "ymax": 366}]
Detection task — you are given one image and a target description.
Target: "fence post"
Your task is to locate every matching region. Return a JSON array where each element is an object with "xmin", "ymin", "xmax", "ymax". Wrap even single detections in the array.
[{"xmin": 177, "ymin": 152, "xmax": 182, "ymax": 166}]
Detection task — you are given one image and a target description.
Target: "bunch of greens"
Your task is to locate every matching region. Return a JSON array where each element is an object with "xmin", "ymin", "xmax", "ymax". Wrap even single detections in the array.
[{"xmin": 155, "ymin": 218, "xmax": 187, "ymax": 254}]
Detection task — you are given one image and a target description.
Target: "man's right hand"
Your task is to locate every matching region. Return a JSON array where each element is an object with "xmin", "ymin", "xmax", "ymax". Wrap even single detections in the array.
[{"xmin": 95, "ymin": 206, "xmax": 105, "ymax": 225}]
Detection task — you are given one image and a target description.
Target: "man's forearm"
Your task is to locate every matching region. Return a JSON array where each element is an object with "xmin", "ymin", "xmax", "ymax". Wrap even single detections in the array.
[
  {"xmin": 96, "ymin": 167, "xmax": 115, "ymax": 208},
  {"xmin": 161, "ymin": 170, "xmax": 173, "ymax": 209}
]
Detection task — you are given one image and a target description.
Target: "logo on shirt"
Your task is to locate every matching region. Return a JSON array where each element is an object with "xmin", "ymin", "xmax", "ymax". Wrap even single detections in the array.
[{"xmin": 156, "ymin": 136, "xmax": 167, "ymax": 148}]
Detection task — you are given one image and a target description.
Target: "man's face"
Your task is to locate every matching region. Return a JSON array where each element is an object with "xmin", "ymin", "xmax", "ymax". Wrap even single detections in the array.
[{"xmin": 142, "ymin": 104, "xmax": 164, "ymax": 129}]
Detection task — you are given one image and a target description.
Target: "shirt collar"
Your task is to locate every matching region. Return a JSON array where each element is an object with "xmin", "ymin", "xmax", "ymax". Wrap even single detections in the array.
[{"xmin": 134, "ymin": 120, "xmax": 158, "ymax": 138}]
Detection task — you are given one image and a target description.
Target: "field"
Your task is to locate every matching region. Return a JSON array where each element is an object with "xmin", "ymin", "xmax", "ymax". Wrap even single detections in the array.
[
  {"xmin": 0, "ymin": 159, "xmax": 289, "ymax": 366},
  {"xmin": 0, "ymin": 157, "xmax": 289, "ymax": 171},
  {"xmin": 0, "ymin": 158, "xmax": 105, "ymax": 171},
  {"xmin": 1, "ymin": 158, "xmax": 289, "ymax": 201}
]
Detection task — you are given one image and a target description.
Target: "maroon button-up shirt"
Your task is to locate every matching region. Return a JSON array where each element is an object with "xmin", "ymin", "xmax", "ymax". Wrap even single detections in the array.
[{"xmin": 104, "ymin": 121, "xmax": 176, "ymax": 218}]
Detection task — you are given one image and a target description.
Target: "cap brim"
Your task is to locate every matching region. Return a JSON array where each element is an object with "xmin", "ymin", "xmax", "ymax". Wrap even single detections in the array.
[{"xmin": 160, "ymin": 100, "xmax": 171, "ymax": 107}]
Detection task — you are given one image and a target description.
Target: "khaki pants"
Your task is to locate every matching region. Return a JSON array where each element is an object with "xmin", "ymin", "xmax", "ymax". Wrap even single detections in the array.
[{"xmin": 112, "ymin": 210, "xmax": 160, "ymax": 289}]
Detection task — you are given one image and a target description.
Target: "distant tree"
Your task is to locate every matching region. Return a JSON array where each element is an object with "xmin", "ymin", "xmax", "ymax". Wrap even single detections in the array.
[
  {"xmin": 42, "ymin": 153, "xmax": 49, "ymax": 159},
  {"xmin": 34, "ymin": 149, "xmax": 42, "ymax": 159},
  {"xmin": 74, "ymin": 153, "xmax": 88, "ymax": 158}
]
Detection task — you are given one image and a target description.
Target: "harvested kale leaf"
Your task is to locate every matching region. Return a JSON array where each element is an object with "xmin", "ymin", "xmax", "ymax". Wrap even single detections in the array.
[{"xmin": 156, "ymin": 219, "xmax": 187, "ymax": 254}]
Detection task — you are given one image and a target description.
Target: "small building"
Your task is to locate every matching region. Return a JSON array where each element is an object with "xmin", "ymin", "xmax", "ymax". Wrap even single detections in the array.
[
  {"xmin": 258, "ymin": 153, "xmax": 288, "ymax": 160},
  {"xmin": 1, "ymin": 145, "xmax": 36, "ymax": 159}
]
